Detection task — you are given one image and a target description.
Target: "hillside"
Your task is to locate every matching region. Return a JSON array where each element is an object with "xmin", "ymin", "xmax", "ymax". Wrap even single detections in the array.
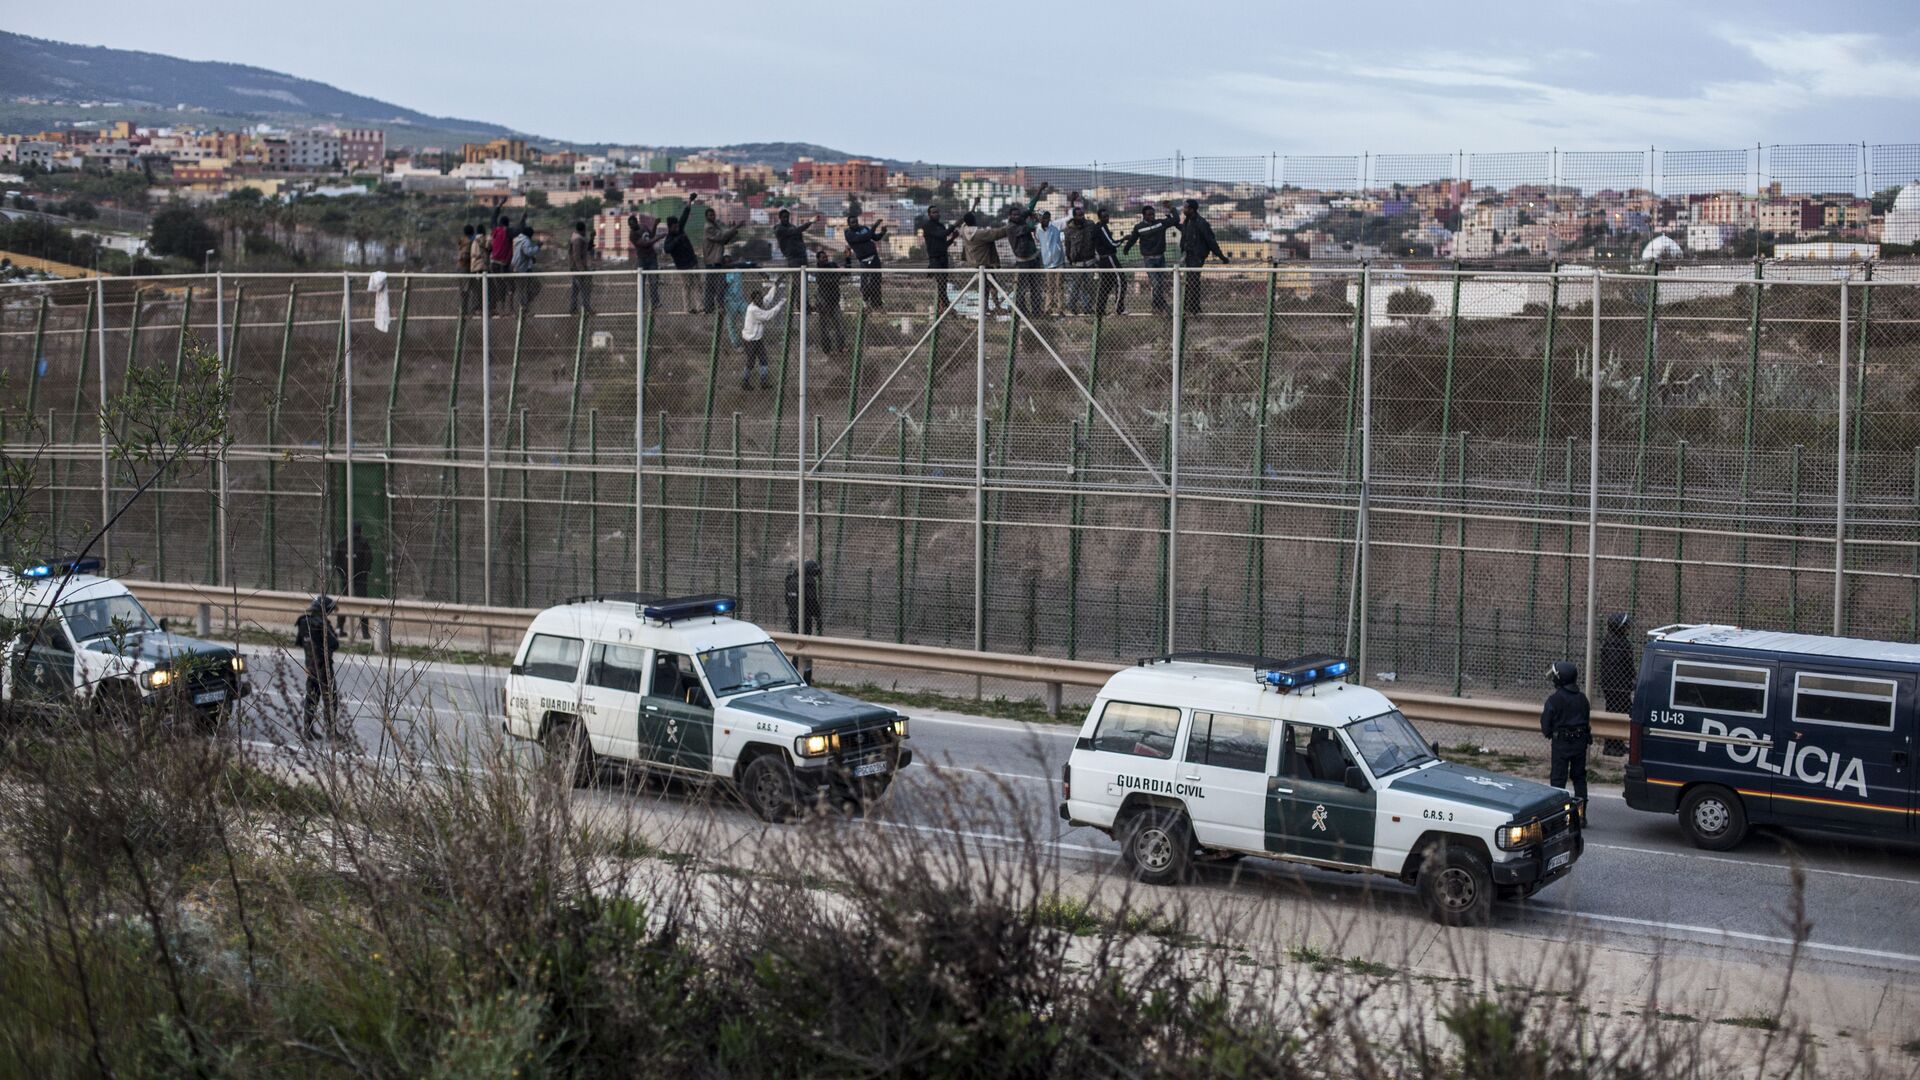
[
  {"xmin": 0, "ymin": 33, "xmax": 934, "ymax": 169},
  {"xmin": 0, "ymin": 31, "xmax": 516, "ymax": 142}
]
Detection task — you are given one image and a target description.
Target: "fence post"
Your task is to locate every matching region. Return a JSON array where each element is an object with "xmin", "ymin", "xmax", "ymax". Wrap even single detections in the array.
[
  {"xmin": 973, "ymin": 267, "xmax": 987, "ymax": 654},
  {"xmin": 95, "ymin": 275, "xmax": 110, "ymax": 568},
  {"xmin": 214, "ymin": 272, "xmax": 229, "ymax": 590},
  {"xmin": 795, "ymin": 270, "xmax": 809, "ymax": 646},
  {"xmin": 645, "ymin": 269, "xmax": 652, "ymax": 588},
  {"xmin": 1834, "ymin": 279, "xmax": 1849, "ymax": 635},
  {"xmin": 1167, "ymin": 269, "xmax": 1183, "ymax": 654},
  {"xmin": 1584, "ymin": 271, "xmax": 1601, "ymax": 698},
  {"xmin": 341, "ymin": 274, "xmax": 356, "ymax": 614},
  {"xmin": 480, "ymin": 274, "xmax": 492, "ymax": 608},
  {"xmin": 1354, "ymin": 264, "xmax": 1373, "ymax": 679}
]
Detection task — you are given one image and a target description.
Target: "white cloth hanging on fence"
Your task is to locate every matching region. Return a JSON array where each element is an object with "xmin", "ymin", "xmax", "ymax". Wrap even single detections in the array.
[{"xmin": 367, "ymin": 271, "xmax": 391, "ymax": 333}]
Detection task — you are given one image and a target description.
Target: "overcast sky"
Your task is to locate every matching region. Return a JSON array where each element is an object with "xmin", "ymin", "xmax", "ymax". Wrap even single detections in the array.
[{"xmin": 9, "ymin": 1, "xmax": 1918, "ymax": 163}]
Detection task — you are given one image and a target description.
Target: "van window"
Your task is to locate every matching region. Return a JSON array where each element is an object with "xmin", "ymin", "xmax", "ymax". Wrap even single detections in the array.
[
  {"xmin": 1183, "ymin": 711, "xmax": 1271, "ymax": 772},
  {"xmin": 1669, "ymin": 661, "xmax": 1768, "ymax": 717},
  {"xmin": 1089, "ymin": 701, "xmax": 1182, "ymax": 759},
  {"xmin": 587, "ymin": 642, "xmax": 647, "ymax": 693},
  {"xmin": 522, "ymin": 634, "xmax": 584, "ymax": 682},
  {"xmin": 1792, "ymin": 672, "xmax": 1897, "ymax": 730}
]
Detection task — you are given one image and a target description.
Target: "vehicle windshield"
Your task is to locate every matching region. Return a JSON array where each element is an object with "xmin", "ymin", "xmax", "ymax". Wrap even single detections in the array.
[
  {"xmin": 698, "ymin": 642, "xmax": 803, "ymax": 697},
  {"xmin": 60, "ymin": 594, "xmax": 158, "ymax": 642},
  {"xmin": 1343, "ymin": 710, "xmax": 1436, "ymax": 778}
]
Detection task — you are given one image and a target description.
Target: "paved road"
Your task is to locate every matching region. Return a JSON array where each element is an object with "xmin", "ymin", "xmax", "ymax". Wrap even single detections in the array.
[{"xmin": 236, "ymin": 645, "xmax": 1920, "ymax": 978}]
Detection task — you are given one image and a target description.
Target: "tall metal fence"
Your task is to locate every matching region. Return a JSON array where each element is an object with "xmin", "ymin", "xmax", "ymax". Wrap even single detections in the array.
[{"xmin": 2, "ymin": 263, "xmax": 1917, "ymax": 703}]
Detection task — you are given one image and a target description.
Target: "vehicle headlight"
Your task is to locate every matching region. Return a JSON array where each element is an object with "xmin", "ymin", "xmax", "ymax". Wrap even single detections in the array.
[
  {"xmin": 796, "ymin": 733, "xmax": 834, "ymax": 757},
  {"xmin": 1495, "ymin": 820, "xmax": 1544, "ymax": 851},
  {"xmin": 230, "ymin": 656, "xmax": 246, "ymax": 674},
  {"xmin": 144, "ymin": 668, "xmax": 172, "ymax": 690},
  {"xmin": 891, "ymin": 718, "xmax": 908, "ymax": 738}
]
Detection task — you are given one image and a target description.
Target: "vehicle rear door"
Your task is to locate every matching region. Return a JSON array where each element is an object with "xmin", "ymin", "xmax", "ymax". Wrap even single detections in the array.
[
  {"xmin": 1267, "ymin": 723, "xmax": 1376, "ymax": 866},
  {"xmin": 1180, "ymin": 710, "xmax": 1278, "ymax": 852},
  {"xmin": 580, "ymin": 642, "xmax": 647, "ymax": 761},
  {"xmin": 642, "ymin": 650, "xmax": 714, "ymax": 773},
  {"xmin": 512, "ymin": 632, "xmax": 585, "ymax": 728},
  {"xmin": 1769, "ymin": 666, "xmax": 1912, "ymax": 835}
]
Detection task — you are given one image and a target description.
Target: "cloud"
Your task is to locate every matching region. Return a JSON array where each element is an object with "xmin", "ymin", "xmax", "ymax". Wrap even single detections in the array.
[{"xmin": 1720, "ymin": 29, "xmax": 1920, "ymax": 99}]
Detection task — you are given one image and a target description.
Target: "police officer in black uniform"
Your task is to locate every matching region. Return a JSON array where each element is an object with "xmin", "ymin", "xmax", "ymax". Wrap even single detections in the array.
[
  {"xmin": 783, "ymin": 559, "xmax": 823, "ymax": 683},
  {"xmin": 1540, "ymin": 660, "xmax": 1590, "ymax": 810},
  {"xmin": 294, "ymin": 594, "xmax": 340, "ymax": 740},
  {"xmin": 1598, "ymin": 612, "xmax": 1636, "ymax": 713}
]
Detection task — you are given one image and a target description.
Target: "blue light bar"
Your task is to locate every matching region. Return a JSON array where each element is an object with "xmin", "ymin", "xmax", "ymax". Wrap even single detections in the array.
[
  {"xmin": 18, "ymin": 556, "xmax": 101, "ymax": 579},
  {"xmin": 1259, "ymin": 654, "xmax": 1353, "ymax": 691},
  {"xmin": 640, "ymin": 595, "xmax": 741, "ymax": 623}
]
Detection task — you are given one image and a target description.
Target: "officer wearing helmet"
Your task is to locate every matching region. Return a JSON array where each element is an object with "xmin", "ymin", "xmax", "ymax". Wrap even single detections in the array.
[
  {"xmin": 293, "ymin": 594, "xmax": 341, "ymax": 740},
  {"xmin": 1540, "ymin": 660, "xmax": 1590, "ymax": 808}
]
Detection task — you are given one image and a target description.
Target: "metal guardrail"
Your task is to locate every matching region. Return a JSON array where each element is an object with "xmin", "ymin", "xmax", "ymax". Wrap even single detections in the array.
[{"xmin": 126, "ymin": 579, "xmax": 1628, "ymax": 740}]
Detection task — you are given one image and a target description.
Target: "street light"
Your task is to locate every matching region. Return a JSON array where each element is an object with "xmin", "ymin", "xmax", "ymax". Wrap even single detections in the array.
[{"xmin": 204, "ymin": 248, "xmax": 216, "ymax": 274}]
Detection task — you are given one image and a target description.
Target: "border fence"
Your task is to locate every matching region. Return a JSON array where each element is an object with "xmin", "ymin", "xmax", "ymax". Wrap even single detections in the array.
[{"xmin": 2, "ymin": 262, "xmax": 1917, "ymax": 706}]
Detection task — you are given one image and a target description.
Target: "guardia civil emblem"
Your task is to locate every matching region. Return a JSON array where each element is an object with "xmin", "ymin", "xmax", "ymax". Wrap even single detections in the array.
[{"xmin": 1311, "ymin": 804, "xmax": 1329, "ymax": 831}]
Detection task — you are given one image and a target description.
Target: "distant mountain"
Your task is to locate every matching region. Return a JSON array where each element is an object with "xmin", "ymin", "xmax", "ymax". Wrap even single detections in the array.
[
  {"xmin": 0, "ymin": 32, "xmax": 959, "ymax": 171},
  {"xmin": 0, "ymin": 31, "xmax": 517, "ymax": 142}
]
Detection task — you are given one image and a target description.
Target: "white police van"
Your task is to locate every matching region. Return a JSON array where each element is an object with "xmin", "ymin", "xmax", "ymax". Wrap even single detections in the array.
[
  {"xmin": 0, "ymin": 557, "xmax": 250, "ymax": 720},
  {"xmin": 1623, "ymin": 624, "xmax": 1916, "ymax": 850},
  {"xmin": 502, "ymin": 593, "xmax": 911, "ymax": 821},
  {"xmin": 1060, "ymin": 652, "xmax": 1582, "ymax": 925}
]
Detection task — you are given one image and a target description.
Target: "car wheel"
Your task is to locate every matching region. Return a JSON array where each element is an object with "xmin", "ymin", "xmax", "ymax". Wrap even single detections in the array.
[
  {"xmin": 1417, "ymin": 843, "xmax": 1494, "ymax": 926},
  {"xmin": 542, "ymin": 720, "xmax": 594, "ymax": 788},
  {"xmin": 741, "ymin": 754, "xmax": 799, "ymax": 823},
  {"xmin": 1121, "ymin": 807, "xmax": 1192, "ymax": 886},
  {"xmin": 1678, "ymin": 785, "xmax": 1747, "ymax": 851}
]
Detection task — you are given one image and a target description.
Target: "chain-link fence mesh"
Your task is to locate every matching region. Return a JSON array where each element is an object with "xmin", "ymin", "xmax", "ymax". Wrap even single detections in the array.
[{"xmin": 3, "ymin": 265, "xmax": 1917, "ymax": 754}]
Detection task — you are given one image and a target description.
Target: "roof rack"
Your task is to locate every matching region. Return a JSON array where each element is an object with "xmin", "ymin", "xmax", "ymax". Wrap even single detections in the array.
[
  {"xmin": 1138, "ymin": 650, "xmax": 1296, "ymax": 670},
  {"xmin": 562, "ymin": 591, "xmax": 664, "ymax": 606}
]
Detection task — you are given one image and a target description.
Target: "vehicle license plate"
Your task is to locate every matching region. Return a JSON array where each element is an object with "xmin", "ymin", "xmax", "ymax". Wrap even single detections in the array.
[
  {"xmin": 193, "ymin": 689, "xmax": 228, "ymax": 705},
  {"xmin": 1547, "ymin": 850, "xmax": 1571, "ymax": 872},
  {"xmin": 851, "ymin": 758, "xmax": 889, "ymax": 778}
]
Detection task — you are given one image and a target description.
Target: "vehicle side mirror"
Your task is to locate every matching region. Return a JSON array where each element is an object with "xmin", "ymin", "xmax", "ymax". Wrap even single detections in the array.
[
  {"xmin": 158, "ymin": 617, "xmax": 170, "ymax": 632},
  {"xmin": 508, "ymin": 662, "xmax": 523, "ymax": 675},
  {"xmin": 1344, "ymin": 765, "xmax": 1370, "ymax": 792},
  {"xmin": 1430, "ymin": 740, "xmax": 1441, "ymax": 757}
]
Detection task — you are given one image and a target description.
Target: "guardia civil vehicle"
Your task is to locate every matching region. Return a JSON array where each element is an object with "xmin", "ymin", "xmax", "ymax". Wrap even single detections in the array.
[
  {"xmin": 0, "ymin": 557, "xmax": 251, "ymax": 719},
  {"xmin": 1060, "ymin": 653, "xmax": 1583, "ymax": 925},
  {"xmin": 502, "ymin": 594, "xmax": 912, "ymax": 820},
  {"xmin": 1623, "ymin": 624, "xmax": 1917, "ymax": 850}
]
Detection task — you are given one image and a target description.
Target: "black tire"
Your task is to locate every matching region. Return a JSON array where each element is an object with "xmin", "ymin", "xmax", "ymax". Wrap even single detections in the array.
[
  {"xmin": 87, "ymin": 681, "xmax": 144, "ymax": 723},
  {"xmin": 1678, "ymin": 785, "xmax": 1748, "ymax": 851},
  {"xmin": 1120, "ymin": 807, "xmax": 1193, "ymax": 886},
  {"xmin": 1417, "ymin": 843, "xmax": 1494, "ymax": 926},
  {"xmin": 741, "ymin": 754, "xmax": 799, "ymax": 823},
  {"xmin": 542, "ymin": 719, "xmax": 595, "ymax": 788}
]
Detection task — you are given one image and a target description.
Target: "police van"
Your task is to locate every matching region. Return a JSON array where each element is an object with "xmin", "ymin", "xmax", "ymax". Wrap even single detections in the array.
[
  {"xmin": 0, "ymin": 557, "xmax": 250, "ymax": 719},
  {"xmin": 1622, "ymin": 624, "xmax": 1916, "ymax": 850},
  {"xmin": 501, "ymin": 593, "xmax": 912, "ymax": 821},
  {"xmin": 1059, "ymin": 652, "xmax": 1582, "ymax": 925}
]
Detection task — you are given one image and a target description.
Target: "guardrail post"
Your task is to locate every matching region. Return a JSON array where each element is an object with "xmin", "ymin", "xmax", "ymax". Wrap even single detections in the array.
[
  {"xmin": 1045, "ymin": 682, "xmax": 1062, "ymax": 718},
  {"xmin": 1834, "ymin": 279, "xmax": 1849, "ymax": 635},
  {"xmin": 196, "ymin": 603, "xmax": 211, "ymax": 637},
  {"xmin": 1584, "ymin": 271, "xmax": 1601, "ymax": 698}
]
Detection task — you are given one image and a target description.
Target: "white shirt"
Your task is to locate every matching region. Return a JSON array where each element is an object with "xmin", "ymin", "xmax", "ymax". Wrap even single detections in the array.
[{"xmin": 742, "ymin": 296, "xmax": 787, "ymax": 341}]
